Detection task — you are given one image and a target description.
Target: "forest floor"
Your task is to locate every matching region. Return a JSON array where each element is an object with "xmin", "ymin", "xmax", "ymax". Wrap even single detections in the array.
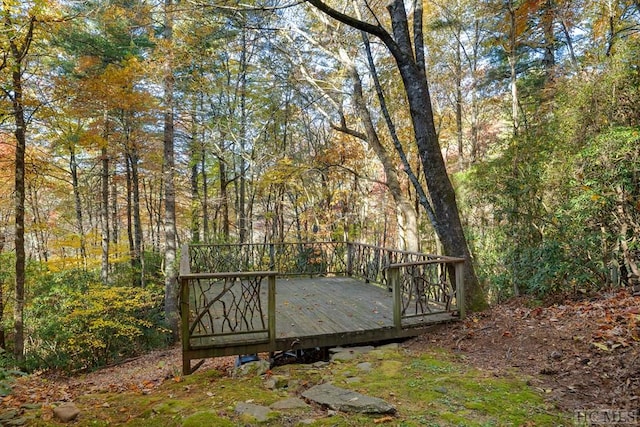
[
  {"xmin": 2, "ymin": 288, "xmax": 639, "ymax": 425},
  {"xmin": 415, "ymin": 288, "xmax": 640, "ymax": 413}
]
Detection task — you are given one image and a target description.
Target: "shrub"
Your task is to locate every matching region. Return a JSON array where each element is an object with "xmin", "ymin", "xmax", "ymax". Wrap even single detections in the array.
[{"xmin": 27, "ymin": 269, "xmax": 169, "ymax": 372}]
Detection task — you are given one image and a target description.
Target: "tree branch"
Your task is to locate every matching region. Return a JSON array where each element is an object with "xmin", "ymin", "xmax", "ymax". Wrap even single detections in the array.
[{"xmin": 304, "ymin": 0, "xmax": 397, "ymax": 51}]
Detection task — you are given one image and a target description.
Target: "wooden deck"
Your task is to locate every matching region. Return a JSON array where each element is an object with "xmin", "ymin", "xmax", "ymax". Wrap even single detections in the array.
[{"xmin": 180, "ymin": 242, "xmax": 465, "ymax": 374}]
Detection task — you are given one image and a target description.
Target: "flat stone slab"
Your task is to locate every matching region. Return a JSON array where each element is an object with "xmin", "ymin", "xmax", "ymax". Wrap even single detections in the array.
[
  {"xmin": 233, "ymin": 360, "xmax": 270, "ymax": 378},
  {"xmin": 235, "ymin": 402, "xmax": 271, "ymax": 422},
  {"xmin": 269, "ymin": 397, "xmax": 310, "ymax": 410},
  {"xmin": 53, "ymin": 402, "xmax": 80, "ymax": 423},
  {"xmin": 302, "ymin": 383, "xmax": 396, "ymax": 414}
]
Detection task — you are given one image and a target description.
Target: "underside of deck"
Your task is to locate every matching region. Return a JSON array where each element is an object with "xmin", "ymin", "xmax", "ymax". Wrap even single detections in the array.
[{"xmin": 183, "ymin": 276, "xmax": 457, "ymax": 362}]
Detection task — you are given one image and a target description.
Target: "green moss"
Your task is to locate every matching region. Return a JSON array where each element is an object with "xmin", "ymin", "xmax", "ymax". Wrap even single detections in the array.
[
  {"xmin": 379, "ymin": 360, "xmax": 403, "ymax": 377},
  {"xmin": 22, "ymin": 345, "xmax": 569, "ymax": 427},
  {"xmin": 182, "ymin": 411, "xmax": 235, "ymax": 427}
]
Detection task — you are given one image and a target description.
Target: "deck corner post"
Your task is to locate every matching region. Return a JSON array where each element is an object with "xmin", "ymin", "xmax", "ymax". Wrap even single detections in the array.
[
  {"xmin": 455, "ymin": 261, "xmax": 466, "ymax": 319},
  {"xmin": 346, "ymin": 242, "xmax": 353, "ymax": 276},
  {"xmin": 180, "ymin": 275, "xmax": 191, "ymax": 375},
  {"xmin": 179, "ymin": 243, "xmax": 191, "ymax": 275},
  {"xmin": 268, "ymin": 273, "xmax": 277, "ymax": 346},
  {"xmin": 390, "ymin": 266, "xmax": 402, "ymax": 330}
]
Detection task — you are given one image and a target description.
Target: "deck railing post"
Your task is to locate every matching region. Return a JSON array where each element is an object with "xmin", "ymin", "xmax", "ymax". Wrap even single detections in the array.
[
  {"xmin": 268, "ymin": 273, "xmax": 276, "ymax": 346},
  {"xmin": 389, "ymin": 266, "xmax": 402, "ymax": 330},
  {"xmin": 346, "ymin": 241, "xmax": 353, "ymax": 277},
  {"xmin": 181, "ymin": 276, "xmax": 191, "ymax": 375},
  {"xmin": 455, "ymin": 261, "xmax": 466, "ymax": 319},
  {"xmin": 179, "ymin": 244, "xmax": 192, "ymax": 375}
]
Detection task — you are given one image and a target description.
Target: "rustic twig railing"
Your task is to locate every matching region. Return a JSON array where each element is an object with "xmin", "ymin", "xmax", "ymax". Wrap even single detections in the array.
[{"xmin": 179, "ymin": 242, "xmax": 465, "ymax": 374}]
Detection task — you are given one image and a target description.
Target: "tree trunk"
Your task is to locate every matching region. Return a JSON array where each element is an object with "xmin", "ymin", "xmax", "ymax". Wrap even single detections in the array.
[
  {"xmin": 541, "ymin": 0, "xmax": 555, "ymax": 83},
  {"xmin": 190, "ymin": 120, "xmax": 201, "ymax": 243},
  {"xmin": 163, "ymin": 0, "xmax": 179, "ymax": 341},
  {"xmin": 238, "ymin": 26, "xmax": 248, "ymax": 244},
  {"xmin": 126, "ymin": 154, "xmax": 135, "ymax": 276},
  {"xmin": 27, "ymin": 183, "xmax": 48, "ymax": 262},
  {"xmin": 201, "ymin": 145, "xmax": 209, "ymax": 242},
  {"xmin": 131, "ymin": 149, "xmax": 143, "ymax": 286},
  {"xmin": 0, "ymin": 217, "xmax": 6, "ymax": 349},
  {"xmin": 70, "ymin": 146, "xmax": 87, "ymax": 267},
  {"xmin": 388, "ymin": 0, "xmax": 484, "ymax": 308},
  {"xmin": 454, "ymin": 27, "xmax": 464, "ymax": 166},
  {"xmin": 12, "ymin": 65, "xmax": 26, "ymax": 365},
  {"xmin": 341, "ymin": 50, "xmax": 419, "ymax": 252},
  {"xmin": 507, "ymin": 0, "xmax": 519, "ymax": 136},
  {"xmin": 110, "ymin": 159, "xmax": 119, "ymax": 253},
  {"xmin": 306, "ymin": 0, "xmax": 485, "ymax": 309},
  {"xmin": 100, "ymin": 113, "xmax": 110, "ymax": 284},
  {"xmin": 142, "ymin": 178, "xmax": 157, "ymax": 252},
  {"xmin": 219, "ymin": 158, "xmax": 230, "ymax": 240}
]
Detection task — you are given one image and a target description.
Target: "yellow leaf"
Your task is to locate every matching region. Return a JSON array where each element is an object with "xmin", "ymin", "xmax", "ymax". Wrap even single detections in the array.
[{"xmin": 591, "ymin": 341, "xmax": 610, "ymax": 351}]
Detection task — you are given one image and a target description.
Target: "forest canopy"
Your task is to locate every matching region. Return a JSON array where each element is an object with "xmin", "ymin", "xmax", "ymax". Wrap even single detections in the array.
[{"xmin": 1, "ymin": 0, "xmax": 639, "ymax": 371}]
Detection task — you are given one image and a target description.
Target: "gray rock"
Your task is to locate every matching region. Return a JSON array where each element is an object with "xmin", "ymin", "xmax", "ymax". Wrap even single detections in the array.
[
  {"xmin": 344, "ymin": 377, "xmax": 361, "ymax": 384},
  {"xmin": 302, "ymin": 383, "xmax": 396, "ymax": 414},
  {"xmin": 264, "ymin": 375, "xmax": 289, "ymax": 390},
  {"xmin": 53, "ymin": 402, "xmax": 80, "ymax": 423},
  {"xmin": 235, "ymin": 401, "xmax": 272, "ymax": 422},
  {"xmin": 330, "ymin": 352, "xmax": 355, "ymax": 362},
  {"xmin": 233, "ymin": 360, "xmax": 270, "ymax": 378},
  {"xmin": 434, "ymin": 386, "xmax": 448, "ymax": 394},
  {"xmin": 312, "ymin": 361, "xmax": 330, "ymax": 368},
  {"xmin": 269, "ymin": 397, "xmax": 310, "ymax": 410},
  {"xmin": 356, "ymin": 362, "xmax": 373, "ymax": 372},
  {"xmin": 4, "ymin": 419, "xmax": 27, "ymax": 427}
]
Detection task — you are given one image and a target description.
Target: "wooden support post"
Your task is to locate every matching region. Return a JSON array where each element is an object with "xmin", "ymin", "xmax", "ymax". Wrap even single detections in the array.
[
  {"xmin": 180, "ymin": 244, "xmax": 191, "ymax": 375},
  {"xmin": 346, "ymin": 242, "xmax": 353, "ymax": 276},
  {"xmin": 181, "ymin": 276, "xmax": 191, "ymax": 375},
  {"xmin": 179, "ymin": 243, "xmax": 191, "ymax": 274},
  {"xmin": 455, "ymin": 261, "xmax": 466, "ymax": 319},
  {"xmin": 268, "ymin": 273, "xmax": 276, "ymax": 347},
  {"xmin": 390, "ymin": 266, "xmax": 402, "ymax": 331}
]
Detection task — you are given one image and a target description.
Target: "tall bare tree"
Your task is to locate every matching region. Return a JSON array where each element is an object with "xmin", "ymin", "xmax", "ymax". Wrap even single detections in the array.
[
  {"xmin": 305, "ymin": 0, "xmax": 485, "ymax": 309},
  {"xmin": 0, "ymin": 4, "xmax": 37, "ymax": 365},
  {"xmin": 163, "ymin": 0, "xmax": 179, "ymax": 340}
]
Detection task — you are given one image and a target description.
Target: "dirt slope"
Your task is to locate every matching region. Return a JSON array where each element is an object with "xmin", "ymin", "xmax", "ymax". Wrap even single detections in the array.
[{"xmin": 408, "ymin": 289, "xmax": 640, "ymax": 413}]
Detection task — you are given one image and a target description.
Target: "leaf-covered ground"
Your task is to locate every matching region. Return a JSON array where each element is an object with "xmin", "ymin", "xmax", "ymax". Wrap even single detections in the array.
[
  {"xmin": 1, "ymin": 289, "xmax": 638, "ymax": 425},
  {"xmin": 413, "ymin": 289, "xmax": 640, "ymax": 413}
]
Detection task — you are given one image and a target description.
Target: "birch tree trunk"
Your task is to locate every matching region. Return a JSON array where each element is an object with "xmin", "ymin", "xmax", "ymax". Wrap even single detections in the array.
[
  {"xmin": 163, "ymin": 0, "xmax": 179, "ymax": 340},
  {"xmin": 100, "ymin": 114, "xmax": 110, "ymax": 284},
  {"xmin": 69, "ymin": 146, "xmax": 87, "ymax": 266}
]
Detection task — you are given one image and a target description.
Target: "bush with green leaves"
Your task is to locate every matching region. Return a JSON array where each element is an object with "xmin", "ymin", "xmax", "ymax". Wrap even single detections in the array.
[
  {"xmin": 460, "ymin": 125, "xmax": 640, "ymax": 301},
  {"xmin": 27, "ymin": 268, "xmax": 169, "ymax": 372}
]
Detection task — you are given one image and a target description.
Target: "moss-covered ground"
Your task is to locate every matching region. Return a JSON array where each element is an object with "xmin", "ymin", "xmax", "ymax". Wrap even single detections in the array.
[{"xmin": 23, "ymin": 345, "xmax": 568, "ymax": 426}]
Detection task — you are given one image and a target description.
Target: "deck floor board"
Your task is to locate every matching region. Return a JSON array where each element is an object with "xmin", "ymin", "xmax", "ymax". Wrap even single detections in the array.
[{"xmin": 274, "ymin": 277, "xmax": 393, "ymax": 337}]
